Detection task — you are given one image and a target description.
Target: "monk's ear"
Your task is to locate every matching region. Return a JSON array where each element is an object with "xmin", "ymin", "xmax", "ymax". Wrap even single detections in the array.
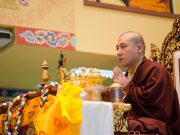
[{"xmin": 137, "ymin": 44, "xmax": 144, "ymax": 53}]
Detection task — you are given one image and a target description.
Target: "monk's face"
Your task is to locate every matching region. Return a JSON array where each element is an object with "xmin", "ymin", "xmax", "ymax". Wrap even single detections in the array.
[{"xmin": 116, "ymin": 35, "xmax": 140, "ymax": 67}]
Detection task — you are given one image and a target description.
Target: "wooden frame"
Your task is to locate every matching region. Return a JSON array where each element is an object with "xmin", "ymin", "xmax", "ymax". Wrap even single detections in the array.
[{"xmin": 84, "ymin": 0, "xmax": 180, "ymax": 18}]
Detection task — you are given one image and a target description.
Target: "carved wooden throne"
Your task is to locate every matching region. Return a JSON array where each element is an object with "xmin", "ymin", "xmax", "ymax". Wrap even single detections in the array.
[
  {"xmin": 150, "ymin": 16, "xmax": 180, "ymax": 83},
  {"xmin": 150, "ymin": 16, "xmax": 180, "ymax": 103},
  {"xmin": 160, "ymin": 16, "xmax": 180, "ymax": 80}
]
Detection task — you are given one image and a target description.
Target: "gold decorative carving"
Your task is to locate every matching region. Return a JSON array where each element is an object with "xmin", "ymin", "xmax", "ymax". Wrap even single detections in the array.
[
  {"xmin": 160, "ymin": 16, "xmax": 180, "ymax": 79},
  {"xmin": 150, "ymin": 43, "xmax": 161, "ymax": 63}
]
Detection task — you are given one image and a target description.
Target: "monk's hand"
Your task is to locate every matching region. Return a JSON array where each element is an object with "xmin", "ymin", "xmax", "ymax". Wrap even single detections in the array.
[{"xmin": 113, "ymin": 66, "xmax": 129, "ymax": 87}]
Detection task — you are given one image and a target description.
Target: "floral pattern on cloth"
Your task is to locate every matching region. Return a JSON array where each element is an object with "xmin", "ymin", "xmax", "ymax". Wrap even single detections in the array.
[
  {"xmin": 0, "ymin": 114, "xmax": 7, "ymax": 133},
  {"xmin": 0, "ymin": 95, "xmax": 56, "ymax": 134},
  {"xmin": 33, "ymin": 83, "xmax": 82, "ymax": 135}
]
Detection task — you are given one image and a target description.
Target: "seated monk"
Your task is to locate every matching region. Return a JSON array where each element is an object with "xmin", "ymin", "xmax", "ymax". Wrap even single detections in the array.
[{"xmin": 113, "ymin": 31, "xmax": 180, "ymax": 135}]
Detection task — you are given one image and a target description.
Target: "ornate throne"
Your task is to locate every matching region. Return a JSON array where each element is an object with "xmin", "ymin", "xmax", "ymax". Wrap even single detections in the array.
[
  {"xmin": 150, "ymin": 16, "xmax": 180, "ymax": 93},
  {"xmin": 150, "ymin": 17, "xmax": 180, "ymax": 80},
  {"xmin": 160, "ymin": 16, "xmax": 180, "ymax": 80}
]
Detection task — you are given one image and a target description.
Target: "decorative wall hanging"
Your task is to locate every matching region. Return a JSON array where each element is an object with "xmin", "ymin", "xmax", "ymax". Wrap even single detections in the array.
[
  {"xmin": 16, "ymin": 27, "xmax": 76, "ymax": 51},
  {"xmin": 0, "ymin": 0, "xmax": 31, "ymax": 10}
]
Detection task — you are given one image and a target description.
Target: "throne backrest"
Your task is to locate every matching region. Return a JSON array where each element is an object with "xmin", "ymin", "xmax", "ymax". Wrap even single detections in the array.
[{"xmin": 160, "ymin": 16, "xmax": 180, "ymax": 81}]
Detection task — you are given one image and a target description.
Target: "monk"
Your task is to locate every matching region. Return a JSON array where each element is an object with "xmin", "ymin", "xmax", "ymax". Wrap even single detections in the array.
[{"xmin": 113, "ymin": 31, "xmax": 180, "ymax": 135}]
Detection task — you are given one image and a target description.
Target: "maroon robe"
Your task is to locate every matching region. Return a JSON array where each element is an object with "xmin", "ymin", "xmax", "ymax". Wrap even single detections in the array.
[{"xmin": 124, "ymin": 57, "xmax": 180, "ymax": 135}]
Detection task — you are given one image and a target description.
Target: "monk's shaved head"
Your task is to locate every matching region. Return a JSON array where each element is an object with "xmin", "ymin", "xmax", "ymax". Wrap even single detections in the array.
[
  {"xmin": 119, "ymin": 31, "xmax": 145, "ymax": 45},
  {"xmin": 119, "ymin": 31, "xmax": 146, "ymax": 54}
]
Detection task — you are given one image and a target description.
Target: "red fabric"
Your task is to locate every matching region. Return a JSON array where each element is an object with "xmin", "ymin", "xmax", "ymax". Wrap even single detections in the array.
[{"xmin": 124, "ymin": 57, "xmax": 180, "ymax": 135}]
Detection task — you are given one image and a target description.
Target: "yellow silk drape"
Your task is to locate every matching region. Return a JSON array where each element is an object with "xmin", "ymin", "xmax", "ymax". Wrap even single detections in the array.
[{"xmin": 33, "ymin": 83, "xmax": 82, "ymax": 135}]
